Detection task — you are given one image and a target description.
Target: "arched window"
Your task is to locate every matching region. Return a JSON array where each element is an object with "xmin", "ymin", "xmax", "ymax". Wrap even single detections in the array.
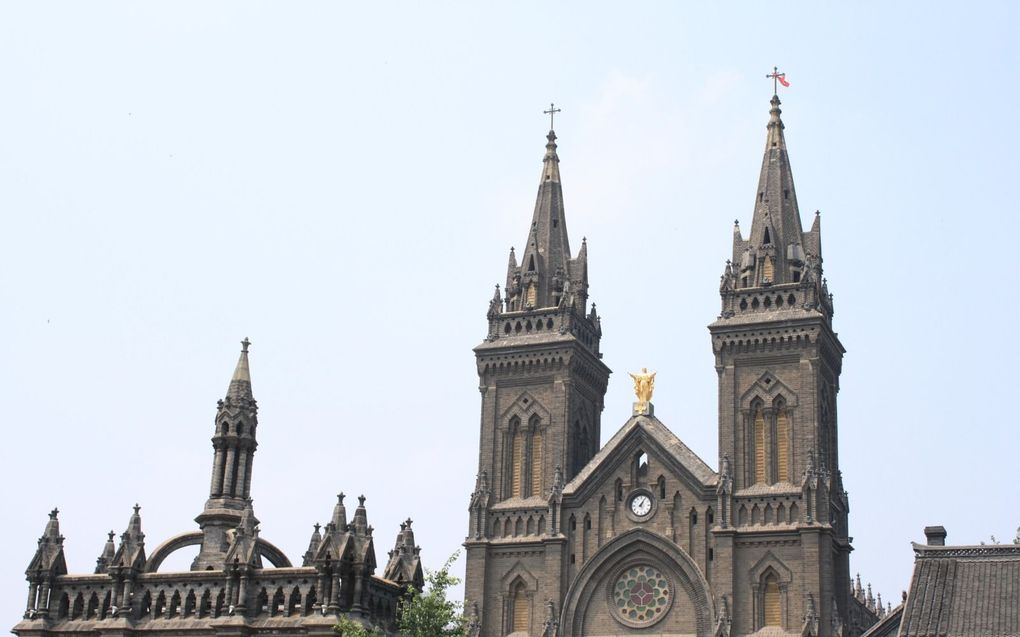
[
  {"xmin": 526, "ymin": 283, "xmax": 537, "ymax": 307},
  {"xmin": 510, "ymin": 420, "xmax": 524, "ymax": 498},
  {"xmin": 775, "ymin": 399, "xmax": 790, "ymax": 482},
  {"xmin": 753, "ymin": 402, "xmax": 767, "ymax": 484},
  {"xmin": 763, "ymin": 573, "xmax": 781, "ymax": 627},
  {"xmin": 511, "ymin": 581, "xmax": 529, "ymax": 633},
  {"xmin": 762, "ymin": 256, "xmax": 774, "ymax": 282},
  {"xmin": 530, "ymin": 417, "xmax": 543, "ymax": 497}
]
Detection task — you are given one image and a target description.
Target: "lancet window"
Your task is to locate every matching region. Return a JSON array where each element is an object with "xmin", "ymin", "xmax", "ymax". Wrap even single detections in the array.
[{"xmin": 506, "ymin": 415, "xmax": 544, "ymax": 499}]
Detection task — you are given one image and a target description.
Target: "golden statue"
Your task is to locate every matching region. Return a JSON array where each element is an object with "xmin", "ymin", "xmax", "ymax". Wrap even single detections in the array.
[{"xmin": 629, "ymin": 368, "xmax": 656, "ymax": 403}]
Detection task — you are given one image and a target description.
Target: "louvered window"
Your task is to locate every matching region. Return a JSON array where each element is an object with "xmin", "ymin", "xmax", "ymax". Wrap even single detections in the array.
[
  {"xmin": 510, "ymin": 430, "xmax": 523, "ymax": 498},
  {"xmin": 764, "ymin": 574, "xmax": 781, "ymax": 626},
  {"xmin": 530, "ymin": 430, "xmax": 543, "ymax": 497},
  {"xmin": 754, "ymin": 408, "xmax": 767, "ymax": 484},
  {"xmin": 776, "ymin": 409, "xmax": 790, "ymax": 482},
  {"xmin": 512, "ymin": 583, "xmax": 529, "ymax": 632}
]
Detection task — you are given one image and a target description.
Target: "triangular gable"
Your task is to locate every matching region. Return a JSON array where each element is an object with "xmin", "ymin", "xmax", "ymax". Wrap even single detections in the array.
[
  {"xmin": 740, "ymin": 371, "xmax": 799, "ymax": 407},
  {"xmin": 498, "ymin": 392, "xmax": 552, "ymax": 428},
  {"xmin": 562, "ymin": 415, "xmax": 717, "ymax": 503}
]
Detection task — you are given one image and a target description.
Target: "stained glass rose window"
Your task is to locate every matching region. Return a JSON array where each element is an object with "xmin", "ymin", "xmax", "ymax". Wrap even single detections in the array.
[{"xmin": 611, "ymin": 565, "xmax": 672, "ymax": 626}]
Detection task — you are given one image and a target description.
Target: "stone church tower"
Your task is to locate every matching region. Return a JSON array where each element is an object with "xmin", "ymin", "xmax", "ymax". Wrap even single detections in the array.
[{"xmin": 465, "ymin": 96, "xmax": 877, "ymax": 637}]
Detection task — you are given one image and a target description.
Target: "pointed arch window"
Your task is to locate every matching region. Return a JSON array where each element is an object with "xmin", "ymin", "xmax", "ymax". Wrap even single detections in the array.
[
  {"xmin": 775, "ymin": 399, "xmax": 790, "ymax": 482},
  {"xmin": 530, "ymin": 416, "xmax": 543, "ymax": 497},
  {"xmin": 510, "ymin": 419, "xmax": 524, "ymax": 498},
  {"xmin": 753, "ymin": 403, "xmax": 767, "ymax": 484},
  {"xmin": 511, "ymin": 581, "xmax": 529, "ymax": 633}
]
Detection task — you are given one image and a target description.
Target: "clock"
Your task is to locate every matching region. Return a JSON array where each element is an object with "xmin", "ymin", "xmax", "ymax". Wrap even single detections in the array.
[{"xmin": 630, "ymin": 494, "xmax": 652, "ymax": 517}]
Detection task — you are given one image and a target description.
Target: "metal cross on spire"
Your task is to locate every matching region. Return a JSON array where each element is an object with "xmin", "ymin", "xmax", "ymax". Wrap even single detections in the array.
[
  {"xmin": 766, "ymin": 67, "xmax": 789, "ymax": 95},
  {"xmin": 544, "ymin": 103, "xmax": 561, "ymax": 130}
]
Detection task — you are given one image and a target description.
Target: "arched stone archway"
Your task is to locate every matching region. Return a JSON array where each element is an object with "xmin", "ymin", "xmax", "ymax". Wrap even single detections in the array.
[
  {"xmin": 145, "ymin": 532, "xmax": 292, "ymax": 572},
  {"xmin": 560, "ymin": 528, "xmax": 714, "ymax": 637}
]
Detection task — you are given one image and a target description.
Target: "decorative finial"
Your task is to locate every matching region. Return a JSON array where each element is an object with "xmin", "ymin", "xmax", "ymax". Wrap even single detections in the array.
[
  {"xmin": 313, "ymin": 522, "xmax": 320, "ymax": 532},
  {"xmin": 337, "ymin": 492, "xmax": 345, "ymax": 504},
  {"xmin": 241, "ymin": 337, "xmax": 251, "ymax": 353},
  {"xmin": 629, "ymin": 368, "xmax": 656, "ymax": 415},
  {"xmin": 49, "ymin": 508, "xmax": 59, "ymax": 519},
  {"xmin": 133, "ymin": 503, "xmax": 140, "ymax": 514},
  {"xmin": 766, "ymin": 66, "xmax": 789, "ymax": 95},
  {"xmin": 108, "ymin": 530, "xmax": 115, "ymax": 541},
  {"xmin": 544, "ymin": 102, "xmax": 561, "ymax": 130},
  {"xmin": 358, "ymin": 495, "xmax": 366, "ymax": 506},
  {"xmin": 734, "ymin": 219, "xmax": 740, "ymax": 226}
]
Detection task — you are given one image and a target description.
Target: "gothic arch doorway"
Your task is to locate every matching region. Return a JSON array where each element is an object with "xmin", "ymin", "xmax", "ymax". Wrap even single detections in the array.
[{"xmin": 559, "ymin": 528, "xmax": 714, "ymax": 637}]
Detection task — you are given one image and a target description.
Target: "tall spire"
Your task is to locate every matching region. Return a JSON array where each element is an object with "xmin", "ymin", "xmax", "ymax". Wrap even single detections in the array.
[
  {"xmin": 726, "ymin": 94, "xmax": 826, "ymax": 311},
  {"xmin": 193, "ymin": 339, "xmax": 260, "ymax": 571},
  {"xmin": 507, "ymin": 128, "xmax": 575, "ymax": 311}
]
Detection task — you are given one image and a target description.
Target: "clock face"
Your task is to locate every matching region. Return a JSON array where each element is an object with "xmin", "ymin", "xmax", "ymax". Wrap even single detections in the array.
[{"xmin": 630, "ymin": 494, "xmax": 652, "ymax": 517}]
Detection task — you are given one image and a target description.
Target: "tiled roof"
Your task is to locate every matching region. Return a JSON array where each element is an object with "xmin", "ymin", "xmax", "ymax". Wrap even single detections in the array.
[{"xmin": 899, "ymin": 543, "xmax": 1020, "ymax": 637}]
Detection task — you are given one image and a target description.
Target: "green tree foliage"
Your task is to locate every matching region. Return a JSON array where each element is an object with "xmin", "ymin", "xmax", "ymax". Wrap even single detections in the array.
[
  {"xmin": 398, "ymin": 552, "xmax": 466, "ymax": 637},
  {"xmin": 333, "ymin": 615, "xmax": 384, "ymax": 637}
]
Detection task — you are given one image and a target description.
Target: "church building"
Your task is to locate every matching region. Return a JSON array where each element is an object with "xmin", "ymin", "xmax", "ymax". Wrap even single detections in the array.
[{"xmin": 464, "ymin": 94, "xmax": 883, "ymax": 637}]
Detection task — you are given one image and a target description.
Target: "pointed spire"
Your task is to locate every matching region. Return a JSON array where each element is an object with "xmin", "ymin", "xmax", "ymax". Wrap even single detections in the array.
[
  {"xmin": 226, "ymin": 337, "xmax": 253, "ymax": 402},
  {"xmin": 331, "ymin": 493, "xmax": 348, "ymax": 531},
  {"xmin": 302, "ymin": 523, "xmax": 322, "ymax": 567},
  {"xmin": 732, "ymin": 95, "xmax": 811, "ymax": 289},
  {"xmin": 513, "ymin": 129, "xmax": 573, "ymax": 310},
  {"xmin": 95, "ymin": 530, "xmax": 116, "ymax": 574},
  {"xmin": 352, "ymin": 494, "xmax": 369, "ymax": 535},
  {"xmin": 43, "ymin": 508, "xmax": 61, "ymax": 542}
]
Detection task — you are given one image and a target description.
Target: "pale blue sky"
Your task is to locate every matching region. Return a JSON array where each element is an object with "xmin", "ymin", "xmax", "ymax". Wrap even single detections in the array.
[{"xmin": 2, "ymin": 1, "xmax": 1018, "ymax": 623}]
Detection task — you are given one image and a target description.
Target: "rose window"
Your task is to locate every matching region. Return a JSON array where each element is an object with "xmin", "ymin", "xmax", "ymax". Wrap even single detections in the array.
[{"xmin": 611, "ymin": 565, "xmax": 672, "ymax": 626}]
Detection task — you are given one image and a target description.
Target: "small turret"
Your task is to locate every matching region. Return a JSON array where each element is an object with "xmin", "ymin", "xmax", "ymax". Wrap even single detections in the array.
[
  {"xmin": 223, "ymin": 500, "xmax": 262, "ymax": 569},
  {"xmin": 383, "ymin": 519, "xmax": 424, "ymax": 589},
  {"xmin": 111, "ymin": 504, "xmax": 147, "ymax": 571},
  {"xmin": 26, "ymin": 508, "xmax": 67, "ymax": 578}
]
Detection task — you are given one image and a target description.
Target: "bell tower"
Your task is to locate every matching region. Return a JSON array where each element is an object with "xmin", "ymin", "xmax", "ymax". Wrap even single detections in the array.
[
  {"xmin": 710, "ymin": 93, "xmax": 853, "ymax": 635},
  {"xmin": 464, "ymin": 124, "xmax": 610, "ymax": 636}
]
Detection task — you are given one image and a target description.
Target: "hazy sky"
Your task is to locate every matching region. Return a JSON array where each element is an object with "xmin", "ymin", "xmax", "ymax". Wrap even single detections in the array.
[{"xmin": 2, "ymin": 1, "xmax": 1018, "ymax": 625}]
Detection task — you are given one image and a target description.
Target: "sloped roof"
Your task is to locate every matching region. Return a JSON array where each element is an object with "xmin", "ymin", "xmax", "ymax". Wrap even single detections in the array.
[
  {"xmin": 899, "ymin": 543, "xmax": 1020, "ymax": 637},
  {"xmin": 563, "ymin": 413, "xmax": 717, "ymax": 496}
]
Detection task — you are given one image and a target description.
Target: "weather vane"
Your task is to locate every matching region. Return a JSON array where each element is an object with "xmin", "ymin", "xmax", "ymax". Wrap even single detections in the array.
[
  {"xmin": 766, "ymin": 67, "xmax": 790, "ymax": 94},
  {"xmin": 544, "ymin": 102, "xmax": 561, "ymax": 130}
]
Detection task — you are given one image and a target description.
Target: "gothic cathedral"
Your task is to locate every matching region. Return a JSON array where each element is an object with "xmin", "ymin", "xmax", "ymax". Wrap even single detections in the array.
[{"xmin": 464, "ymin": 95, "xmax": 879, "ymax": 637}]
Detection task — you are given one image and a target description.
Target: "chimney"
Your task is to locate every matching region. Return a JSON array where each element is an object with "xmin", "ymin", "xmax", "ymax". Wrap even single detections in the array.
[{"xmin": 924, "ymin": 525, "xmax": 947, "ymax": 546}]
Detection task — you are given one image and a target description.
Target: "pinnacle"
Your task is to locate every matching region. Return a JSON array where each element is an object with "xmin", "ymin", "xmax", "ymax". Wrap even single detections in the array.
[{"xmin": 226, "ymin": 338, "xmax": 254, "ymax": 402}]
